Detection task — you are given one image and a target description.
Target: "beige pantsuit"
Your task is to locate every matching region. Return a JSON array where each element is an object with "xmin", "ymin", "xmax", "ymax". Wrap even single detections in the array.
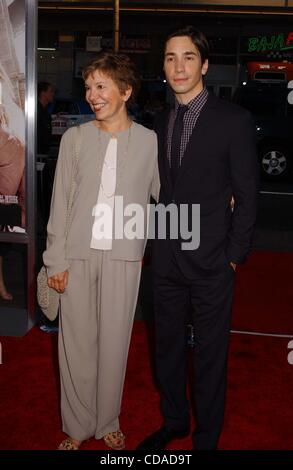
[
  {"xmin": 59, "ymin": 249, "xmax": 141, "ymax": 441},
  {"xmin": 43, "ymin": 121, "xmax": 160, "ymax": 441}
]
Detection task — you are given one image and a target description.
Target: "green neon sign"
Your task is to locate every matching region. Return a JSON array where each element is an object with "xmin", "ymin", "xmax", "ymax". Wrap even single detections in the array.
[{"xmin": 248, "ymin": 32, "xmax": 293, "ymax": 53}]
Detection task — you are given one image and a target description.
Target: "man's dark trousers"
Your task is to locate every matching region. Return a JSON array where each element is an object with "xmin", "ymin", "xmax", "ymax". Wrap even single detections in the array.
[{"xmin": 154, "ymin": 254, "xmax": 235, "ymax": 450}]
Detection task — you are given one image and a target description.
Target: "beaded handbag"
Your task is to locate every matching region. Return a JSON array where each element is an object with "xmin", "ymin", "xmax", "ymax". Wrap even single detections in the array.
[{"xmin": 37, "ymin": 126, "xmax": 81, "ymax": 321}]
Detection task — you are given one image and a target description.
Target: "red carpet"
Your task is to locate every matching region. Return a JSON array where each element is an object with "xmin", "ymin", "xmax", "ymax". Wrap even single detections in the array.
[
  {"xmin": 1, "ymin": 250, "xmax": 293, "ymax": 450},
  {"xmin": 232, "ymin": 251, "xmax": 293, "ymax": 334},
  {"xmin": 1, "ymin": 321, "xmax": 293, "ymax": 450}
]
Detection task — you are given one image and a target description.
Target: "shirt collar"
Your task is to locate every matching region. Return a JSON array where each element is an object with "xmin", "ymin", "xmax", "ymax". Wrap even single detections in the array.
[{"xmin": 175, "ymin": 87, "xmax": 208, "ymax": 114}]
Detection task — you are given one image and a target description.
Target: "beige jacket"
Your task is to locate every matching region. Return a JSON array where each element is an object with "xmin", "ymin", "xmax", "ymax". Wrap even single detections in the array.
[{"xmin": 43, "ymin": 121, "xmax": 159, "ymax": 277}]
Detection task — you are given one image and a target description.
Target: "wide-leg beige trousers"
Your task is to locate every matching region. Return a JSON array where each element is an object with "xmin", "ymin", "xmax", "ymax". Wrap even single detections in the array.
[{"xmin": 58, "ymin": 249, "xmax": 141, "ymax": 441}]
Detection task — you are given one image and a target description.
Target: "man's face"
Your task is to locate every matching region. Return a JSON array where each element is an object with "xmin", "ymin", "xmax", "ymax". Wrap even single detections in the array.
[
  {"xmin": 44, "ymin": 86, "xmax": 55, "ymax": 105},
  {"xmin": 164, "ymin": 35, "xmax": 208, "ymax": 104}
]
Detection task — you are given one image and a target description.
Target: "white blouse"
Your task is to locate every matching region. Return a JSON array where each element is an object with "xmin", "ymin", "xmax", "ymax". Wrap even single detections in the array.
[{"xmin": 90, "ymin": 137, "xmax": 117, "ymax": 250}]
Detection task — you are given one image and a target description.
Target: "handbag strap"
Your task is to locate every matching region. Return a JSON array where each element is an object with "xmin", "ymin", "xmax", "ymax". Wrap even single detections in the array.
[{"xmin": 65, "ymin": 125, "xmax": 82, "ymax": 240}]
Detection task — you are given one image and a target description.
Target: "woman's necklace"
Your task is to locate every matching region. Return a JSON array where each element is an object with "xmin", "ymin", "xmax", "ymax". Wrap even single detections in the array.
[{"xmin": 99, "ymin": 123, "xmax": 132, "ymax": 198}]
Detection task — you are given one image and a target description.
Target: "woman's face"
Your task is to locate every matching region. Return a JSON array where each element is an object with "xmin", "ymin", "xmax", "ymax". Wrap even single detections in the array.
[{"xmin": 85, "ymin": 70, "xmax": 131, "ymax": 123}]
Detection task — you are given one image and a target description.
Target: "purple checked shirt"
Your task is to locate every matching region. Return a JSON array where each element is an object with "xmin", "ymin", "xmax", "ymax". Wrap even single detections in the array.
[{"xmin": 167, "ymin": 87, "xmax": 209, "ymax": 167}]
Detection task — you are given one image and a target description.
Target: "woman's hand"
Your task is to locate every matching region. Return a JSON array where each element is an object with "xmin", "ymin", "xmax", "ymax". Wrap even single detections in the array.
[{"xmin": 48, "ymin": 270, "xmax": 69, "ymax": 293}]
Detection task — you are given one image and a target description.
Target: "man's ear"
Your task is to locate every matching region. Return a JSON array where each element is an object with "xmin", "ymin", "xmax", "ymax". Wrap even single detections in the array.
[{"xmin": 202, "ymin": 59, "xmax": 209, "ymax": 76}]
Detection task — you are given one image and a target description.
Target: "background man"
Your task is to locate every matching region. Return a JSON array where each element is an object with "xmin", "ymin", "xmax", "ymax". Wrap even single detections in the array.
[{"xmin": 37, "ymin": 81, "xmax": 55, "ymax": 154}]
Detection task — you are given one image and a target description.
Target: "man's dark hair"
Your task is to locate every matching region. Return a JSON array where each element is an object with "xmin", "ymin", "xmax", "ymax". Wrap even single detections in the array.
[
  {"xmin": 37, "ymin": 81, "xmax": 52, "ymax": 97},
  {"xmin": 165, "ymin": 25, "xmax": 209, "ymax": 64}
]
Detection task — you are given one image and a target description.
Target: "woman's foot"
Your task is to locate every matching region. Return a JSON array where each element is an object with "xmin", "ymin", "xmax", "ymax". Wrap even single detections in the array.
[
  {"xmin": 0, "ymin": 287, "xmax": 13, "ymax": 301},
  {"xmin": 103, "ymin": 430, "xmax": 125, "ymax": 450},
  {"xmin": 58, "ymin": 437, "xmax": 82, "ymax": 450}
]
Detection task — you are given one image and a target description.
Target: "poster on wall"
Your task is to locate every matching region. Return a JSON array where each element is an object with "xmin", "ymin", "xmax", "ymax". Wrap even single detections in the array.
[{"xmin": 0, "ymin": 0, "xmax": 25, "ymax": 233}]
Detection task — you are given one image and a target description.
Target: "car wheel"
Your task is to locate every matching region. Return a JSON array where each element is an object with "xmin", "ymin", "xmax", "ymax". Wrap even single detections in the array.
[{"xmin": 260, "ymin": 145, "xmax": 291, "ymax": 180}]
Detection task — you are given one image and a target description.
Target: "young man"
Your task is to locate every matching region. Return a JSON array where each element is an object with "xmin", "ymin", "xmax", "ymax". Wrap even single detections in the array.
[
  {"xmin": 137, "ymin": 26, "xmax": 258, "ymax": 450},
  {"xmin": 37, "ymin": 81, "xmax": 55, "ymax": 154}
]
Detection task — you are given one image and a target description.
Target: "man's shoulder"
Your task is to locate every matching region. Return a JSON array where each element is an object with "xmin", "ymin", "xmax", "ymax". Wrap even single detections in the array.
[{"xmin": 208, "ymin": 93, "xmax": 251, "ymax": 121}]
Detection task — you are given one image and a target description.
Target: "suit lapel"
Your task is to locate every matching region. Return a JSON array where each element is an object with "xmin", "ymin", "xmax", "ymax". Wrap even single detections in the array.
[
  {"xmin": 116, "ymin": 128, "xmax": 130, "ymax": 186},
  {"xmin": 111, "ymin": 125, "xmax": 133, "ymax": 195},
  {"xmin": 157, "ymin": 108, "xmax": 173, "ymax": 192},
  {"xmin": 175, "ymin": 93, "xmax": 217, "ymax": 187}
]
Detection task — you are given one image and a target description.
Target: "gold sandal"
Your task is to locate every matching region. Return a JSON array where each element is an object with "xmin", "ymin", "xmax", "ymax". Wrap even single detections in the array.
[
  {"xmin": 103, "ymin": 430, "xmax": 125, "ymax": 450},
  {"xmin": 58, "ymin": 437, "xmax": 81, "ymax": 450}
]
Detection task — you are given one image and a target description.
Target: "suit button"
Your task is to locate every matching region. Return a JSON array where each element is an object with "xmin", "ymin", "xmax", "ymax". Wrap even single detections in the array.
[{"xmin": 172, "ymin": 199, "xmax": 175, "ymax": 203}]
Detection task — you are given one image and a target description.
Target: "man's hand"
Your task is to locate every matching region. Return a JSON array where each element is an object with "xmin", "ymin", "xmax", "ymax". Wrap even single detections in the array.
[
  {"xmin": 48, "ymin": 270, "xmax": 69, "ymax": 293},
  {"xmin": 230, "ymin": 196, "xmax": 235, "ymax": 211},
  {"xmin": 230, "ymin": 262, "xmax": 236, "ymax": 272}
]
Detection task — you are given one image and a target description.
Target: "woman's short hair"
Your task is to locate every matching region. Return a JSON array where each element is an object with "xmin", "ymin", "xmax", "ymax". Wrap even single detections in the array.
[
  {"xmin": 82, "ymin": 52, "xmax": 141, "ymax": 106},
  {"xmin": 165, "ymin": 25, "xmax": 209, "ymax": 64}
]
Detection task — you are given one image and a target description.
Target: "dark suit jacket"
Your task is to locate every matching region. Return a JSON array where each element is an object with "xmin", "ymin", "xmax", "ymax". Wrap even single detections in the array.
[
  {"xmin": 37, "ymin": 101, "xmax": 52, "ymax": 154},
  {"xmin": 153, "ymin": 92, "xmax": 259, "ymax": 278}
]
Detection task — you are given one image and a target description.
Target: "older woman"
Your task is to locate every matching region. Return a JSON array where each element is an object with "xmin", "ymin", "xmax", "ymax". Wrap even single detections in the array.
[{"xmin": 43, "ymin": 52, "xmax": 159, "ymax": 450}]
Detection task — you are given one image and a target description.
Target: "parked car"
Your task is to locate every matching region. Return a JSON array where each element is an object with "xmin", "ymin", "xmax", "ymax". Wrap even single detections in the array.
[
  {"xmin": 233, "ymin": 82, "xmax": 293, "ymax": 180},
  {"xmin": 49, "ymin": 98, "xmax": 95, "ymax": 143}
]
